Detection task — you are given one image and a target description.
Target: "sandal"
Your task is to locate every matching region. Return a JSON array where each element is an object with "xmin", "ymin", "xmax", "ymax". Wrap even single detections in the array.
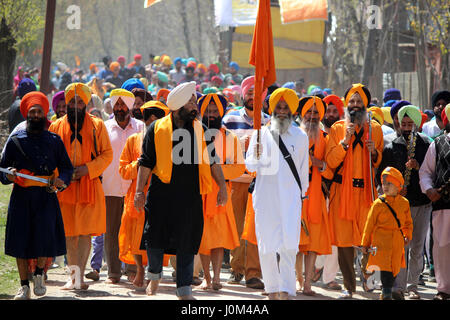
[
  {"xmin": 212, "ymin": 282, "xmax": 222, "ymax": 291},
  {"xmin": 325, "ymin": 281, "xmax": 342, "ymax": 291},
  {"xmin": 311, "ymin": 267, "xmax": 323, "ymax": 283},
  {"xmin": 303, "ymin": 289, "xmax": 316, "ymax": 296}
]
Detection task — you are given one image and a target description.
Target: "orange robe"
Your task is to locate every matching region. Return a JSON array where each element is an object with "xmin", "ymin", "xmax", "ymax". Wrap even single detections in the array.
[
  {"xmin": 117, "ymin": 132, "xmax": 171, "ymax": 266},
  {"xmin": 325, "ymin": 119, "xmax": 383, "ymax": 247},
  {"xmin": 198, "ymin": 128, "xmax": 245, "ymax": 255},
  {"xmin": 299, "ymin": 131, "xmax": 333, "ymax": 255},
  {"xmin": 361, "ymin": 194, "xmax": 413, "ymax": 276},
  {"xmin": 49, "ymin": 114, "xmax": 113, "ymax": 237}
]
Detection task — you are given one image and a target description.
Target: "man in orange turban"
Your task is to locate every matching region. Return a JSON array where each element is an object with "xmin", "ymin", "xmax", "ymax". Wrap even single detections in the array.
[
  {"xmin": 323, "ymin": 94, "xmax": 344, "ymax": 133},
  {"xmin": 295, "ymin": 96, "xmax": 333, "ymax": 296},
  {"xmin": 197, "ymin": 93, "xmax": 244, "ymax": 291},
  {"xmin": 1, "ymin": 92, "xmax": 73, "ymax": 299},
  {"xmin": 325, "ymin": 83, "xmax": 384, "ymax": 299},
  {"xmin": 49, "ymin": 83, "xmax": 113, "ymax": 291}
]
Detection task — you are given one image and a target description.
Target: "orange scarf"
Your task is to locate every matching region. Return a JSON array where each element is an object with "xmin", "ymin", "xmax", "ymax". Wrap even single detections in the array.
[
  {"xmin": 303, "ymin": 132, "xmax": 326, "ymax": 224},
  {"xmin": 339, "ymin": 123, "xmax": 374, "ymax": 221},
  {"xmin": 153, "ymin": 114, "xmax": 212, "ymax": 195},
  {"xmin": 50, "ymin": 114, "xmax": 98, "ymax": 205},
  {"xmin": 14, "ymin": 169, "xmax": 56, "ymax": 188}
]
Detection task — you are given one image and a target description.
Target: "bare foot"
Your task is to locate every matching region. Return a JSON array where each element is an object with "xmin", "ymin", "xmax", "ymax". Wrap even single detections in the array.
[
  {"xmin": 146, "ymin": 279, "xmax": 160, "ymax": 295},
  {"xmin": 280, "ymin": 291, "xmax": 292, "ymax": 300},
  {"xmin": 268, "ymin": 292, "xmax": 280, "ymax": 300},
  {"xmin": 212, "ymin": 281, "xmax": 222, "ymax": 291},
  {"xmin": 303, "ymin": 287, "xmax": 316, "ymax": 296},
  {"xmin": 296, "ymin": 278, "xmax": 304, "ymax": 292},
  {"xmin": 133, "ymin": 270, "xmax": 144, "ymax": 288},
  {"xmin": 200, "ymin": 279, "xmax": 212, "ymax": 290}
]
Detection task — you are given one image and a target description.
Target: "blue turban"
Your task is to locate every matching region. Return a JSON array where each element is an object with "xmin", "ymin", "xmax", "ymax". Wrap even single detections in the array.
[
  {"xmin": 121, "ymin": 78, "xmax": 145, "ymax": 91},
  {"xmin": 174, "ymin": 57, "xmax": 182, "ymax": 65},
  {"xmin": 282, "ymin": 82, "xmax": 295, "ymax": 90},
  {"xmin": 18, "ymin": 78, "xmax": 37, "ymax": 98},
  {"xmin": 188, "ymin": 57, "xmax": 197, "ymax": 63},
  {"xmin": 383, "ymin": 99, "xmax": 397, "ymax": 107},
  {"xmin": 390, "ymin": 100, "xmax": 411, "ymax": 119},
  {"xmin": 383, "ymin": 88, "xmax": 402, "ymax": 103},
  {"xmin": 323, "ymin": 88, "xmax": 332, "ymax": 95},
  {"xmin": 310, "ymin": 87, "xmax": 325, "ymax": 98},
  {"xmin": 424, "ymin": 109, "xmax": 434, "ymax": 118},
  {"xmin": 181, "ymin": 59, "xmax": 188, "ymax": 66},
  {"xmin": 229, "ymin": 61, "xmax": 240, "ymax": 71}
]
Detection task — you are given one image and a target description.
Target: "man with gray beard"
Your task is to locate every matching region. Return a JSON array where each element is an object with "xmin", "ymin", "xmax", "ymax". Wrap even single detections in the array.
[
  {"xmin": 295, "ymin": 96, "xmax": 334, "ymax": 296},
  {"xmin": 246, "ymin": 88, "xmax": 309, "ymax": 299}
]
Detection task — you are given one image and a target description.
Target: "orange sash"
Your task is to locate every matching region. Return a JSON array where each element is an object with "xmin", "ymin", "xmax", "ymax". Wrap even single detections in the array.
[
  {"xmin": 153, "ymin": 114, "xmax": 212, "ymax": 195},
  {"xmin": 50, "ymin": 114, "xmax": 98, "ymax": 205},
  {"xmin": 303, "ymin": 132, "xmax": 326, "ymax": 224},
  {"xmin": 339, "ymin": 123, "xmax": 373, "ymax": 221},
  {"xmin": 14, "ymin": 169, "xmax": 54, "ymax": 188}
]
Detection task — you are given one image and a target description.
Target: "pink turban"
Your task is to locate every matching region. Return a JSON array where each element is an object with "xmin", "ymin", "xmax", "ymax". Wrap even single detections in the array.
[{"xmin": 241, "ymin": 76, "xmax": 267, "ymax": 101}]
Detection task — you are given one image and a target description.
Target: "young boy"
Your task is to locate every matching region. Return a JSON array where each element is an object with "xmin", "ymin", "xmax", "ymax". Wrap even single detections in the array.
[{"xmin": 361, "ymin": 167, "xmax": 413, "ymax": 300}]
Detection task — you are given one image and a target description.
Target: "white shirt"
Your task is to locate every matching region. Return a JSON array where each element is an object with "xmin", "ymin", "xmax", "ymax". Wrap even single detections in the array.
[
  {"xmin": 245, "ymin": 125, "xmax": 309, "ymax": 255},
  {"xmin": 419, "ymin": 133, "xmax": 450, "ymax": 246},
  {"xmin": 102, "ymin": 117, "xmax": 144, "ymax": 197},
  {"xmin": 422, "ymin": 117, "xmax": 441, "ymax": 138}
]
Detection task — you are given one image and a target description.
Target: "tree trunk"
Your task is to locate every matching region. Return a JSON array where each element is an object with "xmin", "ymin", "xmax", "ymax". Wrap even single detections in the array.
[
  {"xmin": 414, "ymin": 0, "xmax": 429, "ymax": 108},
  {"xmin": 361, "ymin": 0, "xmax": 381, "ymax": 86},
  {"xmin": 181, "ymin": 0, "xmax": 193, "ymax": 58},
  {"xmin": 0, "ymin": 18, "xmax": 17, "ymax": 113}
]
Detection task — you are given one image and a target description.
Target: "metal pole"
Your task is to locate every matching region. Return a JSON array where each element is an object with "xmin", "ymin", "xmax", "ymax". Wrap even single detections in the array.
[{"xmin": 40, "ymin": 0, "xmax": 57, "ymax": 95}]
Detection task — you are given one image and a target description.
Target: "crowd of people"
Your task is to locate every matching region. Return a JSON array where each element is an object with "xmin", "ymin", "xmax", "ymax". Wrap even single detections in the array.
[{"xmin": 2, "ymin": 53, "xmax": 450, "ymax": 301}]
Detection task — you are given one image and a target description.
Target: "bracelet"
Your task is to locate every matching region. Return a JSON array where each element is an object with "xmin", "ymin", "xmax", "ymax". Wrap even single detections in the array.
[
  {"xmin": 136, "ymin": 191, "xmax": 145, "ymax": 195},
  {"xmin": 340, "ymin": 141, "xmax": 349, "ymax": 151}
]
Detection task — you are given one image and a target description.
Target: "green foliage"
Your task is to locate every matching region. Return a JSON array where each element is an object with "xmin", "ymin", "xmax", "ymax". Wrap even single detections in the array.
[
  {"xmin": 0, "ymin": 0, "xmax": 46, "ymax": 49},
  {"xmin": 0, "ymin": 184, "xmax": 17, "ymax": 299}
]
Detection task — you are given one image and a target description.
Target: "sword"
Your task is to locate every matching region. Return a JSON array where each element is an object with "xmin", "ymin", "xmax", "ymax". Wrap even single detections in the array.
[
  {"xmin": 353, "ymin": 245, "xmax": 377, "ymax": 256},
  {"xmin": 0, "ymin": 167, "xmax": 50, "ymax": 184},
  {"xmin": 0, "ymin": 167, "xmax": 67, "ymax": 192},
  {"xmin": 367, "ymin": 111, "xmax": 375, "ymax": 202}
]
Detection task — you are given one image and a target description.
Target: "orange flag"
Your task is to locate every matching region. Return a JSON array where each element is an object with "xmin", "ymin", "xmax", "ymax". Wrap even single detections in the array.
[
  {"xmin": 144, "ymin": 0, "xmax": 162, "ymax": 8},
  {"xmin": 248, "ymin": 0, "xmax": 276, "ymax": 130}
]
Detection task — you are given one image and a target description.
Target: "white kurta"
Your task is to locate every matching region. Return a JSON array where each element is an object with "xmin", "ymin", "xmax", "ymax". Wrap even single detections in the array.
[
  {"xmin": 245, "ymin": 124, "xmax": 309, "ymax": 255},
  {"xmin": 419, "ymin": 135, "xmax": 450, "ymax": 294}
]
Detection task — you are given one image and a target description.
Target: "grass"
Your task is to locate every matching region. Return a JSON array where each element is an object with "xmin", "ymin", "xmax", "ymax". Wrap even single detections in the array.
[{"xmin": 0, "ymin": 183, "xmax": 18, "ymax": 299}]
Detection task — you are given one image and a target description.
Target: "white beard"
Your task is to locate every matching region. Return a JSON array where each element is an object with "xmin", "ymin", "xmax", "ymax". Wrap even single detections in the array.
[
  {"xmin": 345, "ymin": 108, "xmax": 367, "ymax": 126},
  {"xmin": 271, "ymin": 114, "xmax": 292, "ymax": 135}
]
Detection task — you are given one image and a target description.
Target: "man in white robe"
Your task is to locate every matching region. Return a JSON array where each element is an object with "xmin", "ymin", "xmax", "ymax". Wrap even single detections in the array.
[{"xmin": 245, "ymin": 88, "xmax": 309, "ymax": 300}]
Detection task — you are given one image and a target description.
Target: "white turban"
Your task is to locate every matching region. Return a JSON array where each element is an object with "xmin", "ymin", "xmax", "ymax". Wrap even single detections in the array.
[{"xmin": 167, "ymin": 81, "xmax": 196, "ymax": 111}]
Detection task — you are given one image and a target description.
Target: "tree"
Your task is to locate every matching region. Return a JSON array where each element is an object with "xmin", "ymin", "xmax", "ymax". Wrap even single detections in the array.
[{"xmin": 0, "ymin": 0, "xmax": 45, "ymax": 111}]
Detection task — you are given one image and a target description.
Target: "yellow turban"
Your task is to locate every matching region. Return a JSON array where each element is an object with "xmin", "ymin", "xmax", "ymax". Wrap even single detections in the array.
[
  {"xmin": 65, "ymin": 82, "xmax": 91, "ymax": 105},
  {"xmin": 110, "ymin": 89, "xmax": 135, "ymax": 110},
  {"xmin": 345, "ymin": 83, "xmax": 370, "ymax": 108},
  {"xmin": 298, "ymin": 96, "xmax": 326, "ymax": 120},
  {"xmin": 381, "ymin": 107, "xmax": 393, "ymax": 124},
  {"xmin": 381, "ymin": 166, "xmax": 404, "ymax": 190},
  {"xmin": 268, "ymin": 88, "xmax": 299, "ymax": 115},
  {"xmin": 162, "ymin": 56, "xmax": 172, "ymax": 66},
  {"xmin": 368, "ymin": 106, "xmax": 384, "ymax": 125}
]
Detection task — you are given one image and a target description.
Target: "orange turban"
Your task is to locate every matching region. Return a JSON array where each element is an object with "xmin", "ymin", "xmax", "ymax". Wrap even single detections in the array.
[
  {"xmin": 323, "ymin": 94, "xmax": 344, "ymax": 117},
  {"xmin": 110, "ymin": 61, "xmax": 120, "ymax": 72},
  {"xmin": 140, "ymin": 100, "xmax": 170, "ymax": 116},
  {"xmin": 298, "ymin": 96, "xmax": 326, "ymax": 120},
  {"xmin": 20, "ymin": 91, "xmax": 49, "ymax": 118},
  {"xmin": 157, "ymin": 88, "xmax": 170, "ymax": 101},
  {"xmin": 65, "ymin": 82, "xmax": 91, "ymax": 105},
  {"xmin": 344, "ymin": 83, "xmax": 370, "ymax": 108},
  {"xmin": 368, "ymin": 106, "xmax": 384, "ymax": 125},
  {"xmin": 381, "ymin": 166, "xmax": 404, "ymax": 190},
  {"xmin": 198, "ymin": 93, "xmax": 228, "ymax": 117}
]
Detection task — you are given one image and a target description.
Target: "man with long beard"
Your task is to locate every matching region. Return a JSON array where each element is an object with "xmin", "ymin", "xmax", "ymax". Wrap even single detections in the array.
[
  {"xmin": 1, "ymin": 92, "xmax": 73, "ymax": 299},
  {"xmin": 296, "ymin": 96, "xmax": 333, "ymax": 296},
  {"xmin": 222, "ymin": 75, "xmax": 269, "ymax": 290},
  {"xmin": 325, "ymin": 83, "xmax": 384, "ymax": 299},
  {"xmin": 197, "ymin": 93, "xmax": 244, "ymax": 291},
  {"xmin": 246, "ymin": 88, "xmax": 309, "ymax": 300},
  {"xmin": 134, "ymin": 81, "xmax": 228, "ymax": 300},
  {"xmin": 49, "ymin": 83, "xmax": 113, "ymax": 290}
]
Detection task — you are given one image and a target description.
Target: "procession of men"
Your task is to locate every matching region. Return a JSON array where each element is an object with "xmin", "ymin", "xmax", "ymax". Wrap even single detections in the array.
[{"xmin": 2, "ymin": 67, "xmax": 449, "ymax": 301}]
